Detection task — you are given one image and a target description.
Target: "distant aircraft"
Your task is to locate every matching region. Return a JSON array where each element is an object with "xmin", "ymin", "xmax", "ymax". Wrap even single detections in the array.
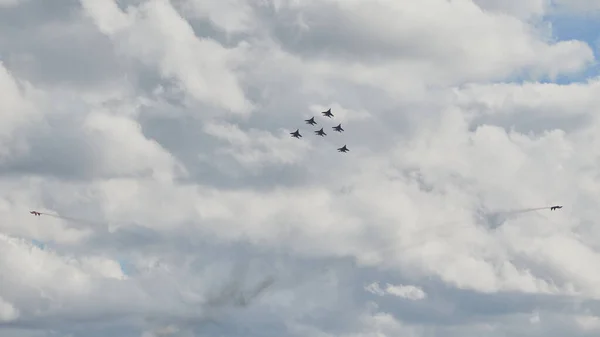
[
  {"xmin": 30, "ymin": 211, "xmax": 41, "ymax": 216},
  {"xmin": 332, "ymin": 124, "xmax": 344, "ymax": 132},
  {"xmin": 305, "ymin": 117, "xmax": 317, "ymax": 125},
  {"xmin": 315, "ymin": 128, "xmax": 327, "ymax": 136},
  {"xmin": 290, "ymin": 129, "xmax": 302, "ymax": 138},
  {"xmin": 550, "ymin": 205, "xmax": 562, "ymax": 211},
  {"xmin": 337, "ymin": 145, "xmax": 349, "ymax": 153},
  {"xmin": 321, "ymin": 108, "xmax": 334, "ymax": 118}
]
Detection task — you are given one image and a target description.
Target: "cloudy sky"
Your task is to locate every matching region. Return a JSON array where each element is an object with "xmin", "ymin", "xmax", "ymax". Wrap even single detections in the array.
[{"xmin": 2, "ymin": 0, "xmax": 600, "ymax": 336}]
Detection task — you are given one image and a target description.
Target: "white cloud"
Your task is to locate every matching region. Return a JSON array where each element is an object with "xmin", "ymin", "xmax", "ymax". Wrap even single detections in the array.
[
  {"xmin": 177, "ymin": 0, "xmax": 257, "ymax": 34},
  {"xmin": 385, "ymin": 284, "xmax": 427, "ymax": 300},
  {"xmin": 78, "ymin": 0, "xmax": 132, "ymax": 35},
  {"xmin": 0, "ymin": 296, "xmax": 19, "ymax": 323},
  {"xmin": 0, "ymin": 233, "xmax": 99, "ymax": 305},
  {"xmin": 0, "ymin": 62, "xmax": 40, "ymax": 160},
  {"xmin": 202, "ymin": 120, "xmax": 312, "ymax": 170},
  {"xmin": 252, "ymin": 0, "xmax": 593, "ymax": 88},
  {"xmin": 82, "ymin": 110, "xmax": 186, "ymax": 181},
  {"xmin": 0, "ymin": 0, "xmax": 600, "ymax": 336},
  {"xmin": 365, "ymin": 282, "xmax": 427, "ymax": 300},
  {"xmin": 81, "ymin": 0, "xmax": 253, "ymax": 114},
  {"xmin": 473, "ymin": 0, "xmax": 547, "ymax": 18},
  {"xmin": 575, "ymin": 314, "xmax": 600, "ymax": 331}
]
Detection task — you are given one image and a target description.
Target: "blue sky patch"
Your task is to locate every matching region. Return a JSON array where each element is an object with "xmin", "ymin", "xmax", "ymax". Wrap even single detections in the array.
[
  {"xmin": 547, "ymin": 13, "xmax": 600, "ymax": 82},
  {"xmin": 118, "ymin": 258, "xmax": 134, "ymax": 276},
  {"xmin": 30, "ymin": 239, "xmax": 45, "ymax": 250}
]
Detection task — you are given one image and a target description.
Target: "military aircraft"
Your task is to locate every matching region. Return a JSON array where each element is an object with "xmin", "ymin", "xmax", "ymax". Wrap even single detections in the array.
[
  {"xmin": 290, "ymin": 129, "xmax": 302, "ymax": 138},
  {"xmin": 305, "ymin": 117, "xmax": 317, "ymax": 125},
  {"xmin": 315, "ymin": 128, "xmax": 327, "ymax": 136},
  {"xmin": 550, "ymin": 205, "xmax": 562, "ymax": 211},
  {"xmin": 30, "ymin": 211, "xmax": 41, "ymax": 216},
  {"xmin": 332, "ymin": 124, "xmax": 344, "ymax": 132},
  {"xmin": 321, "ymin": 108, "xmax": 334, "ymax": 118},
  {"xmin": 337, "ymin": 145, "xmax": 349, "ymax": 153}
]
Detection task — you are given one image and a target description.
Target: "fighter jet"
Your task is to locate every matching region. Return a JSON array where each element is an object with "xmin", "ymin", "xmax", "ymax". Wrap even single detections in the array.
[
  {"xmin": 337, "ymin": 145, "xmax": 349, "ymax": 153},
  {"xmin": 550, "ymin": 205, "xmax": 562, "ymax": 211},
  {"xmin": 305, "ymin": 117, "xmax": 317, "ymax": 125},
  {"xmin": 30, "ymin": 211, "xmax": 41, "ymax": 216},
  {"xmin": 315, "ymin": 128, "xmax": 327, "ymax": 137},
  {"xmin": 321, "ymin": 108, "xmax": 334, "ymax": 118},
  {"xmin": 332, "ymin": 124, "xmax": 344, "ymax": 132},
  {"xmin": 290, "ymin": 129, "xmax": 302, "ymax": 138}
]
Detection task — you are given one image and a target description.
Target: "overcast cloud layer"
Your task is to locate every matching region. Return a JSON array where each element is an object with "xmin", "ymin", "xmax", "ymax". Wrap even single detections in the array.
[{"xmin": 1, "ymin": 0, "xmax": 600, "ymax": 336}]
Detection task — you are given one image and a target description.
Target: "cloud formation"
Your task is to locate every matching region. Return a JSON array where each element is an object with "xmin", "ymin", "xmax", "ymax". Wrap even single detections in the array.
[{"xmin": 1, "ymin": 0, "xmax": 600, "ymax": 336}]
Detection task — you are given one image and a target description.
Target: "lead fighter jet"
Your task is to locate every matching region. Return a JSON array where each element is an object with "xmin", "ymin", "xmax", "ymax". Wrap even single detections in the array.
[
  {"xmin": 550, "ymin": 205, "xmax": 562, "ymax": 211},
  {"xmin": 333, "ymin": 124, "xmax": 344, "ymax": 132},
  {"xmin": 315, "ymin": 128, "xmax": 327, "ymax": 136},
  {"xmin": 321, "ymin": 108, "xmax": 334, "ymax": 118},
  {"xmin": 290, "ymin": 129, "xmax": 302, "ymax": 138},
  {"xmin": 305, "ymin": 117, "xmax": 317, "ymax": 125},
  {"xmin": 337, "ymin": 145, "xmax": 349, "ymax": 153},
  {"xmin": 30, "ymin": 211, "xmax": 41, "ymax": 216}
]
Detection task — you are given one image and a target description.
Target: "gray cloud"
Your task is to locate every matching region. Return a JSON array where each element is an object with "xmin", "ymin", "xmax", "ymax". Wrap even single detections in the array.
[
  {"xmin": 1, "ymin": 0, "xmax": 600, "ymax": 336},
  {"xmin": 0, "ymin": 0, "xmax": 125, "ymax": 89}
]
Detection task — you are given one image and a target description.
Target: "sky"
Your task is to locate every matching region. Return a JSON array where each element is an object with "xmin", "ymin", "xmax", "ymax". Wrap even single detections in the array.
[{"xmin": 2, "ymin": 0, "xmax": 600, "ymax": 336}]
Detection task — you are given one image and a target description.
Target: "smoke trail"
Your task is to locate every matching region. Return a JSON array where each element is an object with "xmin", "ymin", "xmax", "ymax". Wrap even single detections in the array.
[
  {"xmin": 501, "ymin": 206, "xmax": 552, "ymax": 214},
  {"xmin": 484, "ymin": 206, "xmax": 554, "ymax": 219},
  {"xmin": 37, "ymin": 212, "xmax": 104, "ymax": 227},
  {"xmin": 482, "ymin": 206, "xmax": 556, "ymax": 229}
]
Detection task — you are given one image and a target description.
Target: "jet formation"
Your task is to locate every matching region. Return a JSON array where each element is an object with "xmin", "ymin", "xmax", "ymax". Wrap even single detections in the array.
[{"xmin": 291, "ymin": 108, "xmax": 349, "ymax": 153}]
